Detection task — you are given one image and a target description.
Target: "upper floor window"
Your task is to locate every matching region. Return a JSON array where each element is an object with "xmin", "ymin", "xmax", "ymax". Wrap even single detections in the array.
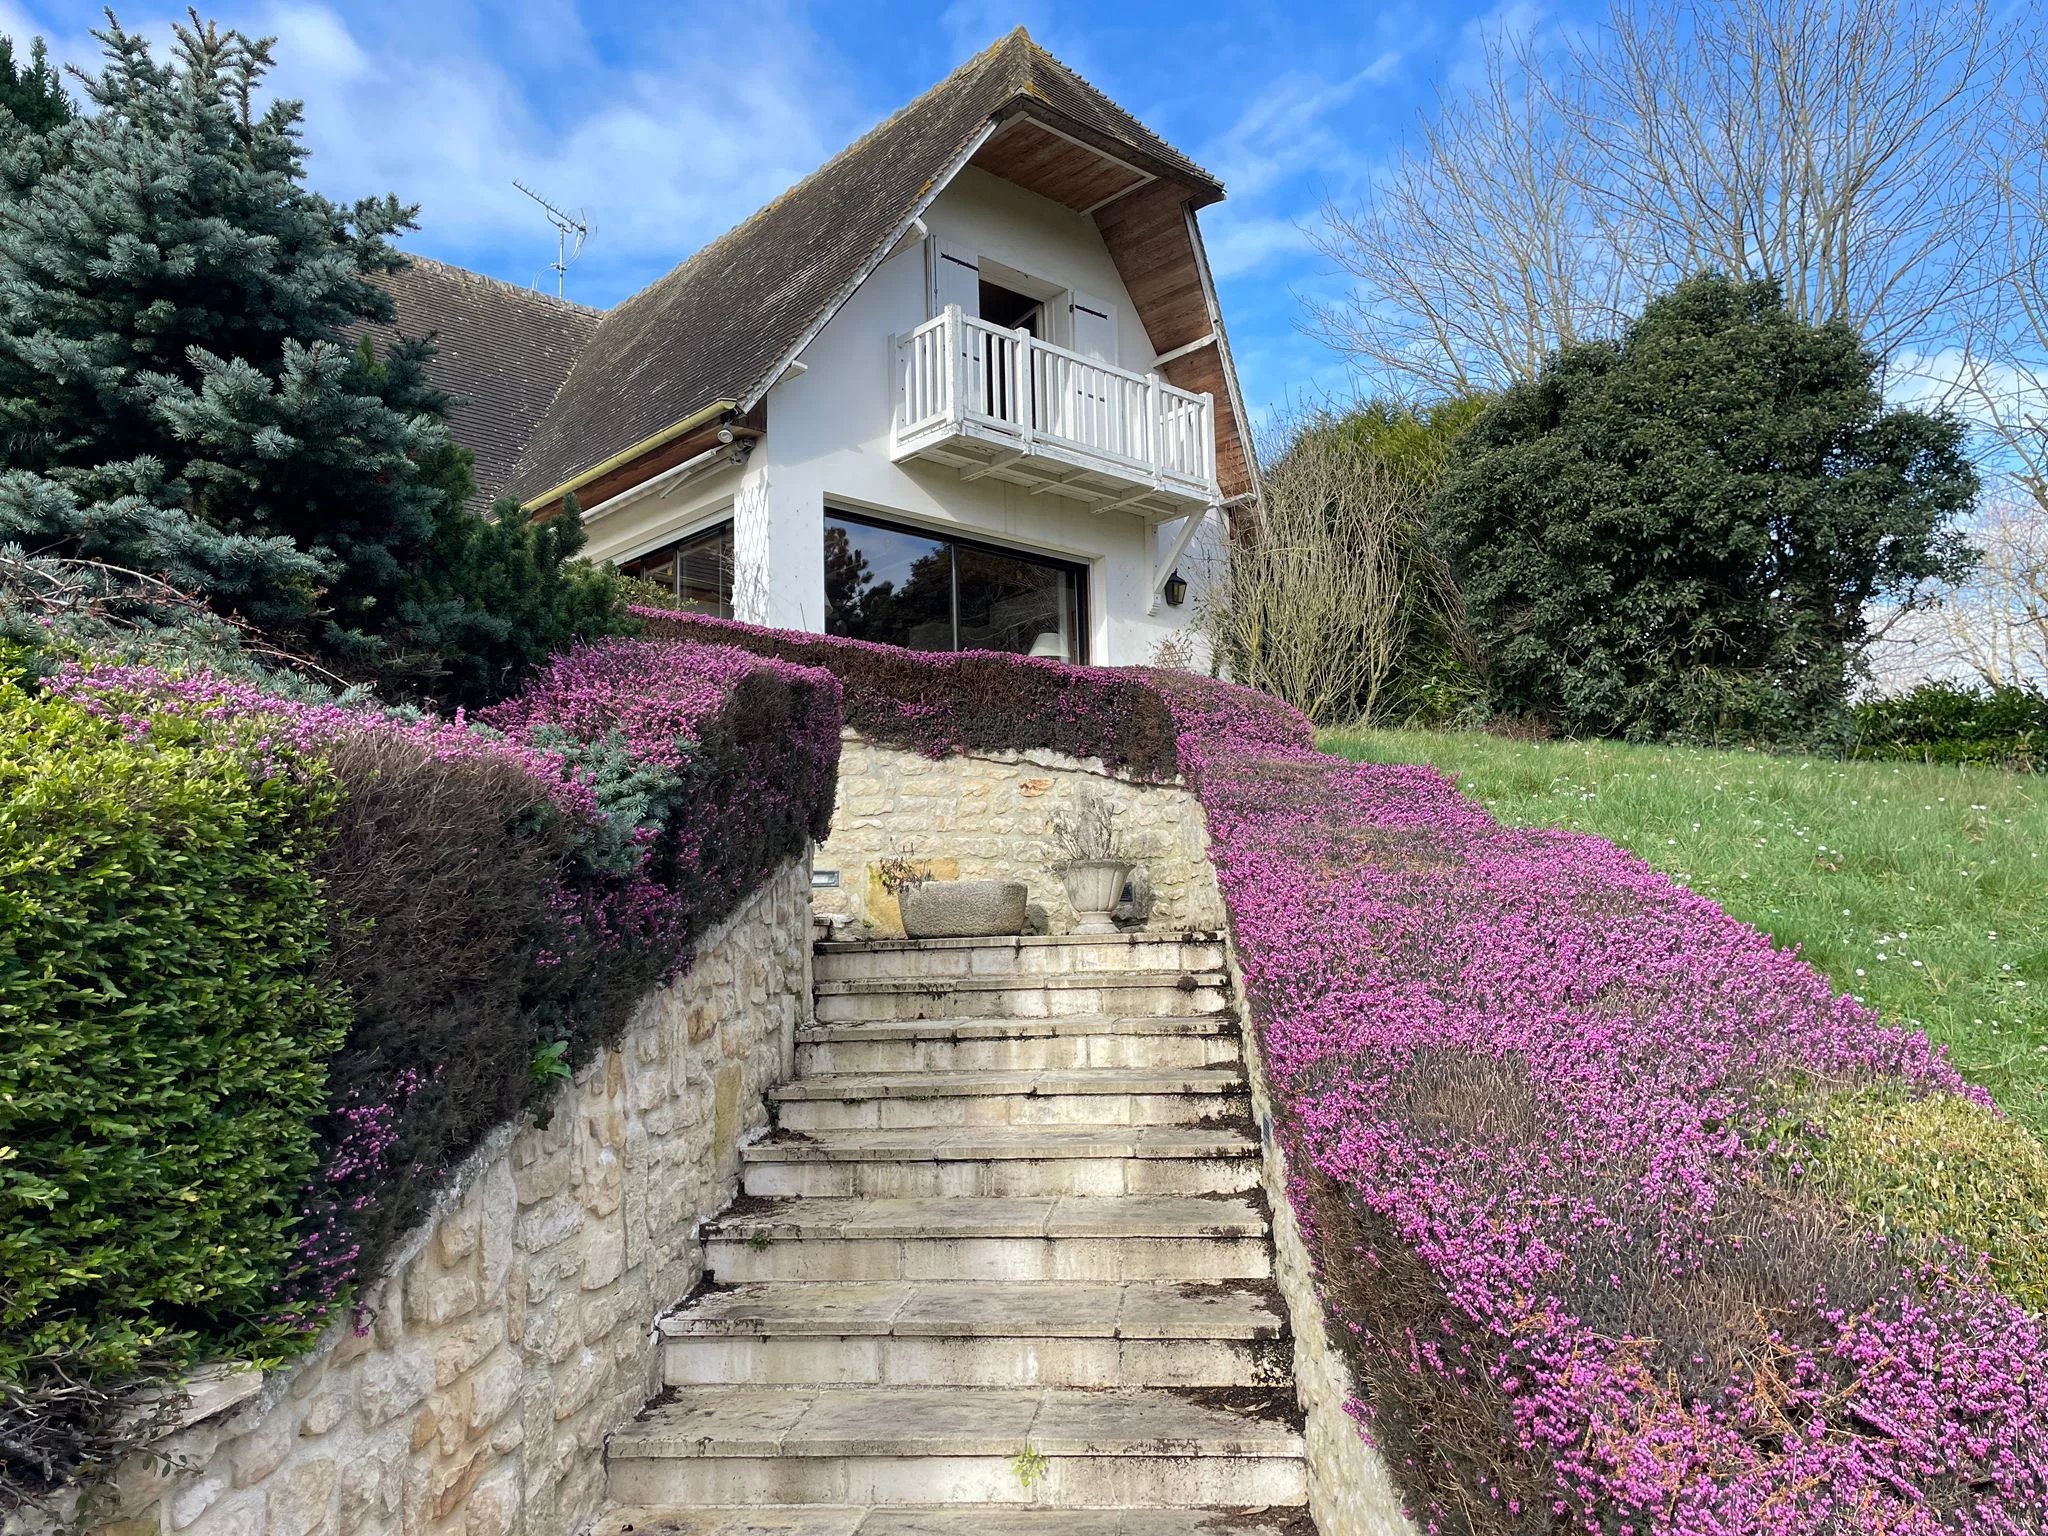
[
  {"xmin": 618, "ymin": 520, "xmax": 734, "ymax": 618},
  {"xmin": 823, "ymin": 509, "xmax": 1086, "ymax": 663}
]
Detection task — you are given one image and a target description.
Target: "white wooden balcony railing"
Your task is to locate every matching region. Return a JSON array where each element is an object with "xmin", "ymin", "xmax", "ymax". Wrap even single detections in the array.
[{"xmin": 890, "ymin": 306, "xmax": 1218, "ymax": 515}]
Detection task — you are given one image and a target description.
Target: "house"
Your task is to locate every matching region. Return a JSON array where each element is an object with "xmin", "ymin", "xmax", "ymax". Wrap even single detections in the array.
[{"xmin": 381, "ymin": 29, "xmax": 1254, "ymax": 666}]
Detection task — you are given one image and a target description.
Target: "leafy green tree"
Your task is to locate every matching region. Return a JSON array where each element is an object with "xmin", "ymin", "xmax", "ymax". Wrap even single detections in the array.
[
  {"xmin": 1432, "ymin": 274, "xmax": 1977, "ymax": 743},
  {"xmin": 0, "ymin": 16, "xmax": 625, "ymax": 702},
  {"xmin": 0, "ymin": 34, "xmax": 71, "ymax": 135},
  {"xmin": 1313, "ymin": 395, "xmax": 1489, "ymax": 502}
]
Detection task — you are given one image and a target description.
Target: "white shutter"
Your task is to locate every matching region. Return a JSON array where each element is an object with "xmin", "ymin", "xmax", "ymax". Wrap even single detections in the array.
[
  {"xmin": 930, "ymin": 241, "xmax": 980, "ymax": 319},
  {"xmin": 1069, "ymin": 291, "xmax": 1117, "ymax": 363}
]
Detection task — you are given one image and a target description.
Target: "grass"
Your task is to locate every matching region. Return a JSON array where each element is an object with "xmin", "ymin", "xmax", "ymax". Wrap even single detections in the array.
[{"xmin": 1318, "ymin": 728, "xmax": 2048, "ymax": 1141}]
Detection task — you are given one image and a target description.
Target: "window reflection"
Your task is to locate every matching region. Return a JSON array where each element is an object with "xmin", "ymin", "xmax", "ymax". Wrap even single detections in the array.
[
  {"xmin": 619, "ymin": 521, "xmax": 735, "ymax": 617},
  {"xmin": 824, "ymin": 511, "xmax": 1084, "ymax": 661}
]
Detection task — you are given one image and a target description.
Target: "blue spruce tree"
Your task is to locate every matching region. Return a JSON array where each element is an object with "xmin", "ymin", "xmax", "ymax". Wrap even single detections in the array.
[{"xmin": 0, "ymin": 16, "xmax": 625, "ymax": 701}]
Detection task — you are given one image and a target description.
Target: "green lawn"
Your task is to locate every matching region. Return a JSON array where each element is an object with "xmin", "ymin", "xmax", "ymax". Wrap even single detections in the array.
[{"xmin": 1319, "ymin": 729, "xmax": 2048, "ymax": 1141}]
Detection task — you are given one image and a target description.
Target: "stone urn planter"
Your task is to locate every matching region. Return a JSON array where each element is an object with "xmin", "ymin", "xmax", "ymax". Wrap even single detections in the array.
[
  {"xmin": 1059, "ymin": 859, "xmax": 1133, "ymax": 935},
  {"xmin": 897, "ymin": 878, "xmax": 1028, "ymax": 939}
]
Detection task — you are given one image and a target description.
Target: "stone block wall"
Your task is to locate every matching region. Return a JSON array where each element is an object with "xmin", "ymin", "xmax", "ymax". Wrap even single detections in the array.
[
  {"xmin": 47, "ymin": 857, "xmax": 812, "ymax": 1536},
  {"xmin": 812, "ymin": 733, "xmax": 1226, "ymax": 936}
]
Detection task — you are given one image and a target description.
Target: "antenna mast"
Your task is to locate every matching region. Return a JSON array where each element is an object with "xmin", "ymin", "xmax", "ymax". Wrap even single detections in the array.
[{"xmin": 513, "ymin": 180, "xmax": 590, "ymax": 298}]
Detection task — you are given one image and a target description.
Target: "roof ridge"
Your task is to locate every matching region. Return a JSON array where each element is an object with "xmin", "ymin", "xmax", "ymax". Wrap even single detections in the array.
[
  {"xmin": 396, "ymin": 252, "xmax": 608, "ymax": 317},
  {"xmin": 1013, "ymin": 40, "xmax": 1220, "ymax": 188}
]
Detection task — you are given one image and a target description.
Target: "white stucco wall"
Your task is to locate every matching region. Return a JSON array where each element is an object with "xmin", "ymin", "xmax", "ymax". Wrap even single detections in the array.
[{"xmin": 576, "ymin": 166, "xmax": 1217, "ymax": 668}]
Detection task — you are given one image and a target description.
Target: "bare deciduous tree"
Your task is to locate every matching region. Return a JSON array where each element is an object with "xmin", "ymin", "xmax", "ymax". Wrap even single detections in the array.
[
  {"xmin": 1896, "ymin": 495, "xmax": 2048, "ymax": 688},
  {"xmin": 1309, "ymin": 32, "xmax": 1636, "ymax": 401},
  {"xmin": 1316, "ymin": 0, "xmax": 2023, "ymax": 396},
  {"xmin": 1196, "ymin": 425, "xmax": 1448, "ymax": 725}
]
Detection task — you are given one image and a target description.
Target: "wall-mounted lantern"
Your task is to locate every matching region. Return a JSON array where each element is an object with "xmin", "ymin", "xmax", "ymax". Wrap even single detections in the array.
[{"xmin": 1161, "ymin": 569, "xmax": 1188, "ymax": 608}]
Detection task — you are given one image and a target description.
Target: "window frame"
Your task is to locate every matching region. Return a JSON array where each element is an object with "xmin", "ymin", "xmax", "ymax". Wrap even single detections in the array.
[
  {"xmin": 617, "ymin": 518, "xmax": 736, "ymax": 618},
  {"xmin": 823, "ymin": 506, "xmax": 1089, "ymax": 663}
]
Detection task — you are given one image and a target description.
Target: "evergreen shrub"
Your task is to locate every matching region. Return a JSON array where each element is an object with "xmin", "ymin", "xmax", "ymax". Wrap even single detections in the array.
[
  {"xmin": 7, "ymin": 637, "xmax": 842, "ymax": 1501},
  {"xmin": 636, "ymin": 610, "xmax": 1182, "ymax": 778},
  {"xmin": 0, "ymin": 662, "xmax": 348, "ymax": 1488},
  {"xmin": 1852, "ymin": 681, "xmax": 2047, "ymax": 771}
]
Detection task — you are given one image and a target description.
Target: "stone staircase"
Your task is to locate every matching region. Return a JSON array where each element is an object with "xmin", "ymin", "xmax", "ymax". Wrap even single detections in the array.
[{"xmin": 595, "ymin": 931, "xmax": 1312, "ymax": 1535}]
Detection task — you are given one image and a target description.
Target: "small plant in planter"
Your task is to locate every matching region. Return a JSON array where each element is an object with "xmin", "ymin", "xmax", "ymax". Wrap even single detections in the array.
[
  {"xmin": 1051, "ymin": 792, "xmax": 1135, "ymax": 934},
  {"xmin": 876, "ymin": 854, "xmax": 930, "ymax": 898}
]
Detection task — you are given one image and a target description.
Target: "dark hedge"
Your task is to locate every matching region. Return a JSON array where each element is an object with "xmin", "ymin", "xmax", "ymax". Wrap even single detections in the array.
[
  {"xmin": 1852, "ymin": 681, "xmax": 2046, "ymax": 771},
  {"xmin": 635, "ymin": 610, "xmax": 1182, "ymax": 780}
]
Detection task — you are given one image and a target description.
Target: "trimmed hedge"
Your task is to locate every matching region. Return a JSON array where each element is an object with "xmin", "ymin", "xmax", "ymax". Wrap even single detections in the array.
[
  {"xmin": 8, "ymin": 639, "xmax": 841, "ymax": 1502},
  {"xmin": 0, "ymin": 667, "xmax": 349, "ymax": 1490},
  {"xmin": 634, "ymin": 609, "xmax": 1182, "ymax": 779},
  {"xmin": 1853, "ymin": 681, "xmax": 2047, "ymax": 771}
]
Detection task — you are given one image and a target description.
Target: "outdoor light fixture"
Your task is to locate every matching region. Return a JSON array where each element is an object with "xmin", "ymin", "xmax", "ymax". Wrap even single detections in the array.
[{"xmin": 1162, "ymin": 569, "xmax": 1188, "ymax": 608}]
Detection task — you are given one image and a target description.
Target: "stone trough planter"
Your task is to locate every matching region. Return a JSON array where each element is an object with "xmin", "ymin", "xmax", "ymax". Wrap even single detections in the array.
[{"xmin": 897, "ymin": 878, "xmax": 1028, "ymax": 938}]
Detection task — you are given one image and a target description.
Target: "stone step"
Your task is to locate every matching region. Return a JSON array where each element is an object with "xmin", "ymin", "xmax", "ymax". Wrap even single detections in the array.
[
  {"xmin": 795, "ymin": 1017, "xmax": 1241, "ymax": 1074},
  {"xmin": 661, "ymin": 1279, "xmax": 1288, "ymax": 1389},
  {"xmin": 594, "ymin": 1505, "xmax": 1312, "ymax": 1534},
  {"xmin": 605, "ymin": 1387, "xmax": 1306, "ymax": 1510},
  {"xmin": 813, "ymin": 933, "xmax": 1228, "ymax": 983},
  {"xmin": 813, "ymin": 972, "xmax": 1232, "ymax": 1024},
  {"xmin": 742, "ymin": 1127, "xmax": 1262, "ymax": 1199},
  {"xmin": 770, "ymin": 1068, "xmax": 1249, "ymax": 1133},
  {"xmin": 704, "ymin": 1196, "xmax": 1271, "ymax": 1283}
]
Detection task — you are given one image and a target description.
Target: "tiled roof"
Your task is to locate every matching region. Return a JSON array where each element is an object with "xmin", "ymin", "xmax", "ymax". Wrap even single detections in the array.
[
  {"xmin": 365, "ymin": 258, "xmax": 602, "ymax": 508},
  {"xmin": 502, "ymin": 28, "xmax": 1224, "ymax": 505}
]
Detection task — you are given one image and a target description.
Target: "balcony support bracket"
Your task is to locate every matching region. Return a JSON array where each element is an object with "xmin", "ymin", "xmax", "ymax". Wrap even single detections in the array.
[{"xmin": 1147, "ymin": 502, "xmax": 1215, "ymax": 616}]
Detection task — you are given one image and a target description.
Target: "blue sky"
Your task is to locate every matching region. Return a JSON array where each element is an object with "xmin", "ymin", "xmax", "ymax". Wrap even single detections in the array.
[{"xmin": 7, "ymin": 0, "xmax": 1551, "ymax": 416}]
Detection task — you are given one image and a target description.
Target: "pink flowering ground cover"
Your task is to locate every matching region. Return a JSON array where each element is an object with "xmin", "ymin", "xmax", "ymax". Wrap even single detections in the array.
[
  {"xmin": 1141, "ymin": 666, "xmax": 2048, "ymax": 1535},
  {"xmin": 634, "ymin": 608, "xmax": 1182, "ymax": 777},
  {"xmin": 40, "ymin": 640, "xmax": 840, "ymax": 1323}
]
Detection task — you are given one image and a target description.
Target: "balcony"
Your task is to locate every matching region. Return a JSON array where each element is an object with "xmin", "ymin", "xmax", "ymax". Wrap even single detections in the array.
[{"xmin": 890, "ymin": 307, "xmax": 1219, "ymax": 519}]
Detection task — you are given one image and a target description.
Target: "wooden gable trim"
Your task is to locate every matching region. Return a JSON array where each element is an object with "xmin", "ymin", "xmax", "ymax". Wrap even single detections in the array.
[{"xmin": 1092, "ymin": 183, "xmax": 1253, "ymax": 500}]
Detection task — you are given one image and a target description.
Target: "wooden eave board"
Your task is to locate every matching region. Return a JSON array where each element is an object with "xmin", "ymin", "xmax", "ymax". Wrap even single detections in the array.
[{"xmin": 971, "ymin": 116, "xmax": 1151, "ymax": 212}]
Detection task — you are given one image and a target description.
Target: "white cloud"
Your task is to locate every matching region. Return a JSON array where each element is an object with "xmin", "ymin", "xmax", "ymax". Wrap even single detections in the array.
[
  {"xmin": 16, "ymin": 0, "xmax": 868, "ymax": 306},
  {"xmin": 1201, "ymin": 57, "xmax": 1396, "ymax": 204},
  {"xmin": 1204, "ymin": 214, "xmax": 1312, "ymax": 282},
  {"xmin": 258, "ymin": 2, "xmax": 862, "ymax": 301}
]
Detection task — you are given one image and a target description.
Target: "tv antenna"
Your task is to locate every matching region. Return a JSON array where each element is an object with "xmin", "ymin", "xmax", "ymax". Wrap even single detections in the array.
[{"xmin": 513, "ymin": 180, "xmax": 590, "ymax": 298}]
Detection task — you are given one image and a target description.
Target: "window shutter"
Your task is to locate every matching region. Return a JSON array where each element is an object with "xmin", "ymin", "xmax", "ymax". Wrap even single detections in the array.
[
  {"xmin": 931, "ymin": 241, "xmax": 980, "ymax": 318},
  {"xmin": 1069, "ymin": 291, "xmax": 1117, "ymax": 363}
]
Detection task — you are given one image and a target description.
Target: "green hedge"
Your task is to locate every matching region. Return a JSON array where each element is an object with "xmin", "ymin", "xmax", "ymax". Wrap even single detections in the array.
[
  {"xmin": 1852, "ymin": 681, "xmax": 2047, "ymax": 771},
  {"xmin": 0, "ymin": 670, "xmax": 348, "ymax": 1442}
]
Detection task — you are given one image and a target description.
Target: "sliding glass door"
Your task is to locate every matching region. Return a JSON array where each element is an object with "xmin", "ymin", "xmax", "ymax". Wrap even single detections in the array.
[{"xmin": 823, "ymin": 510, "xmax": 1086, "ymax": 662}]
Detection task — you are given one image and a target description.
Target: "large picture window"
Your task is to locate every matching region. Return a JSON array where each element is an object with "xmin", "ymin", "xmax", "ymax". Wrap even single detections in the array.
[
  {"xmin": 619, "ymin": 521, "xmax": 734, "ymax": 617},
  {"xmin": 824, "ymin": 510, "xmax": 1086, "ymax": 662}
]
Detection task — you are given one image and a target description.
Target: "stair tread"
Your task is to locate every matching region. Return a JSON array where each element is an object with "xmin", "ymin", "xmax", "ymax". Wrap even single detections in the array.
[
  {"xmin": 744, "ymin": 1127, "xmax": 1257, "ymax": 1163},
  {"xmin": 662, "ymin": 1278, "xmax": 1286, "ymax": 1341},
  {"xmin": 772, "ymin": 1068, "xmax": 1246, "ymax": 1101},
  {"xmin": 612, "ymin": 1386, "xmax": 1304, "ymax": 1459},
  {"xmin": 595, "ymin": 1506, "xmax": 1306, "ymax": 1534},
  {"xmin": 816, "ymin": 932, "xmax": 1226, "ymax": 953},
  {"xmin": 797, "ymin": 1015, "xmax": 1238, "ymax": 1043},
  {"xmin": 814, "ymin": 971, "xmax": 1230, "ymax": 995},
  {"xmin": 706, "ymin": 1195, "xmax": 1267, "ymax": 1242}
]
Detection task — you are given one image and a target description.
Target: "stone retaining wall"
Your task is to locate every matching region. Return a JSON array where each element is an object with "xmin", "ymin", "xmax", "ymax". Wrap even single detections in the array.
[
  {"xmin": 45, "ymin": 857, "xmax": 813, "ymax": 1536},
  {"xmin": 812, "ymin": 732, "xmax": 1226, "ymax": 936}
]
